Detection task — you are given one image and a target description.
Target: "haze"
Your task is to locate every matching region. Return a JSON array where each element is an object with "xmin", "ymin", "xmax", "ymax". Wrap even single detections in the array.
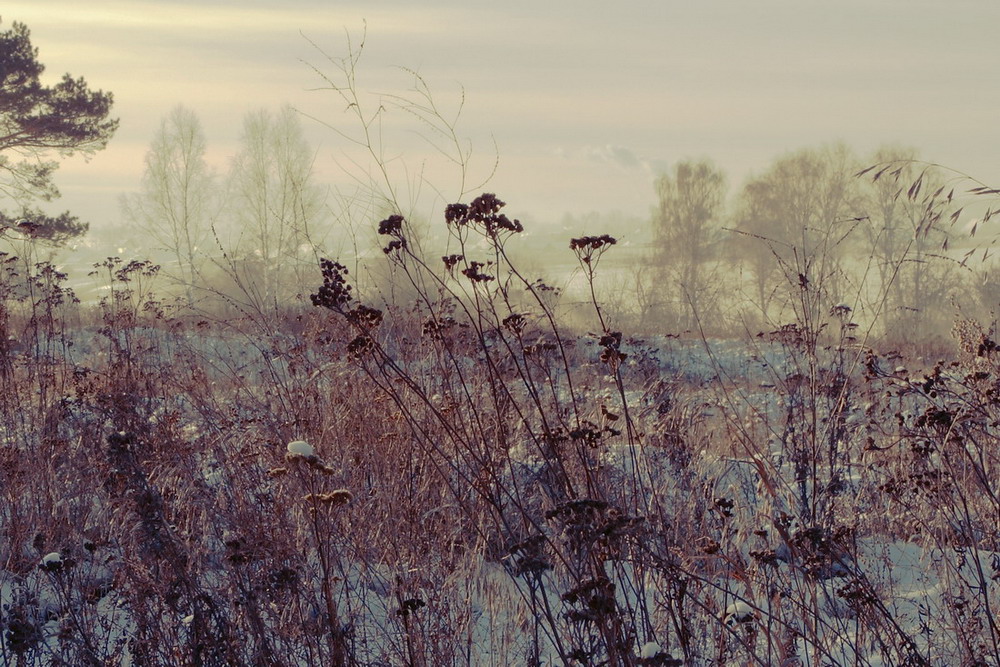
[{"xmin": 6, "ymin": 0, "xmax": 1000, "ymax": 230}]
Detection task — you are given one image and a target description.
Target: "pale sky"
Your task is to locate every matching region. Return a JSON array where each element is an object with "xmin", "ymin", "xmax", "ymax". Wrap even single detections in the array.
[{"xmin": 6, "ymin": 0, "xmax": 1000, "ymax": 231}]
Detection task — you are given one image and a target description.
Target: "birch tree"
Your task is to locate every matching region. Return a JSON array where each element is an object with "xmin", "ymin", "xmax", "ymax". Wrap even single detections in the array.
[
  {"xmin": 225, "ymin": 106, "xmax": 326, "ymax": 307},
  {"xmin": 731, "ymin": 144, "xmax": 861, "ymax": 324},
  {"xmin": 121, "ymin": 106, "xmax": 214, "ymax": 305},
  {"xmin": 650, "ymin": 159, "xmax": 727, "ymax": 331}
]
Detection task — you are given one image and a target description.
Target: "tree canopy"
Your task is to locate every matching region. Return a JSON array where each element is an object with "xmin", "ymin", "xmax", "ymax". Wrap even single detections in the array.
[
  {"xmin": 0, "ymin": 20, "xmax": 117, "ymax": 242},
  {"xmin": 651, "ymin": 159, "xmax": 727, "ymax": 330}
]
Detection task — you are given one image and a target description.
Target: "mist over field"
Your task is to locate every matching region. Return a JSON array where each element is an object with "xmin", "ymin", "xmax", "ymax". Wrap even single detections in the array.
[{"xmin": 4, "ymin": 5, "xmax": 1000, "ymax": 665}]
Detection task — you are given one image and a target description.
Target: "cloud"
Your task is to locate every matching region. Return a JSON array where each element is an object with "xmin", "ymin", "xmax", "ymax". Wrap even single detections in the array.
[
  {"xmin": 556, "ymin": 144, "xmax": 669, "ymax": 175},
  {"xmin": 591, "ymin": 144, "xmax": 642, "ymax": 169}
]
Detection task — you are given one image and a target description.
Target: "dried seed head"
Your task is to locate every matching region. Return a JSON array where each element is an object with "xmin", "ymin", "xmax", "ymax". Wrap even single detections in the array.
[
  {"xmin": 378, "ymin": 214, "xmax": 405, "ymax": 236},
  {"xmin": 311, "ymin": 259, "xmax": 353, "ymax": 312},
  {"xmin": 304, "ymin": 489, "xmax": 353, "ymax": 505}
]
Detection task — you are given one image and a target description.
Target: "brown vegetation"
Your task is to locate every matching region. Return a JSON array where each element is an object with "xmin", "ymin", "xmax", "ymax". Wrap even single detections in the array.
[{"xmin": 2, "ymin": 179, "xmax": 1000, "ymax": 665}]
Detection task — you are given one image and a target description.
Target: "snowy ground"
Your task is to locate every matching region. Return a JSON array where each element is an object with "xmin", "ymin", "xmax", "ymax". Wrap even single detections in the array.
[{"xmin": 2, "ymin": 326, "xmax": 997, "ymax": 665}]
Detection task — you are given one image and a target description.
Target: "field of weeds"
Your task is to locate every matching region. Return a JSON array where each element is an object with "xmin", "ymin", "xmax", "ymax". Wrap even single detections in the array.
[{"xmin": 2, "ymin": 194, "xmax": 1000, "ymax": 666}]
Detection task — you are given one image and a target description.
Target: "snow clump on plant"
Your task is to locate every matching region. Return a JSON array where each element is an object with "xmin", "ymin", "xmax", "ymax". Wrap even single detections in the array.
[
  {"xmin": 286, "ymin": 440, "xmax": 315, "ymax": 458},
  {"xmin": 40, "ymin": 552, "xmax": 63, "ymax": 571},
  {"xmin": 723, "ymin": 600, "xmax": 754, "ymax": 625},
  {"xmin": 639, "ymin": 641, "xmax": 662, "ymax": 658}
]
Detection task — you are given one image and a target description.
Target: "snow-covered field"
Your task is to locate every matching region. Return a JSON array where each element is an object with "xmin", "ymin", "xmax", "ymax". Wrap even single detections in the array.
[{"xmin": 2, "ymin": 308, "xmax": 998, "ymax": 665}]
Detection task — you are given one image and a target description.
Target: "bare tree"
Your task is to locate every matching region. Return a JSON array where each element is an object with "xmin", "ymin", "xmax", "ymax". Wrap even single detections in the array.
[
  {"xmin": 650, "ymin": 159, "xmax": 727, "ymax": 332},
  {"xmin": 859, "ymin": 148, "xmax": 964, "ymax": 339},
  {"xmin": 224, "ymin": 105, "xmax": 327, "ymax": 308},
  {"xmin": 121, "ymin": 106, "xmax": 215, "ymax": 306},
  {"xmin": 730, "ymin": 144, "xmax": 862, "ymax": 325}
]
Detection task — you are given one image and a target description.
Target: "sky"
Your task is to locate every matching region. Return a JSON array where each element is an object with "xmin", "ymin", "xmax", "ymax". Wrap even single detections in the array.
[{"xmin": 5, "ymin": 0, "xmax": 1000, "ymax": 234}]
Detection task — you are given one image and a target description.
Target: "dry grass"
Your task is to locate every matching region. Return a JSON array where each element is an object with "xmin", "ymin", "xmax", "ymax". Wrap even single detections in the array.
[{"xmin": 1, "ymin": 193, "xmax": 999, "ymax": 666}]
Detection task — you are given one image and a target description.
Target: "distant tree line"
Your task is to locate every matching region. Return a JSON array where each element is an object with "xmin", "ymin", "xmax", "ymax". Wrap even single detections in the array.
[
  {"xmin": 645, "ymin": 144, "xmax": 992, "ymax": 342},
  {"xmin": 123, "ymin": 120, "xmax": 997, "ymax": 345}
]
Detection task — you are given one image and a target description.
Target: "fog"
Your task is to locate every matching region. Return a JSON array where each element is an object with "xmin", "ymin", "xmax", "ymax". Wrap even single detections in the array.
[
  {"xmin": 6, "ymin": 0, "xmax": 1000, "ymax": 225},
  {"xmin": 5, "ymin": 1, "xmax": 1000, "ymax": 347}
]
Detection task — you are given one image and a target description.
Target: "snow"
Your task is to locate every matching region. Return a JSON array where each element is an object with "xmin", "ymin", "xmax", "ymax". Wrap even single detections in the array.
[
  {"xmin": 3, "ymin": 326, "xmax": 997, "ymax": 663},
  {"xmin": 286, "ymin": 440, "xmax": 315, "ymax": 458},
  {"xmin": 40, "ymin": 552, "xmax": 62, "ymax": 568},
  {"xmin": 723, "ymin": 600, "xmax": 754, "ymax": 625},
  {"xmin": 639, "ymin": 640, "xmax": 662, "ymax": 658}
]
